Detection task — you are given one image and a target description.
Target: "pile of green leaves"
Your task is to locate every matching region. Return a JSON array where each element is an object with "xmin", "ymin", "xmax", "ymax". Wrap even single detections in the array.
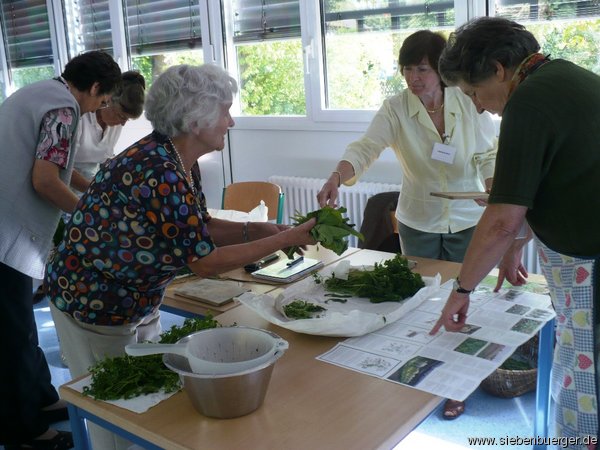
[
  {"xmin": 283, "ymin": 300, "xmax": 327, "ymax": 319},
  {"xmin": 82, "ymin": 315, "xmax": 219, "ymax": 400},
  {"xmin": 499, "ymin": 357, "xmax": 534, "ymax": 371},
  {"xmin": 286, "ymin": 206, "xmax": 364, "ymax": 258},
  {"xmin": 321, "ymin": 254, "xmax": 425, "ymax": 303}
]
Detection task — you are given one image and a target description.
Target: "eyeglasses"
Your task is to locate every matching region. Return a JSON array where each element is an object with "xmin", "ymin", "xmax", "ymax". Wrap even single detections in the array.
[
  {"xmin": 115, "ymin": 107, "xmax": 131, "ymax": 122},
  {"xmin": 98, "ymin": 100, "xmax": 111, "ymax": 109}
]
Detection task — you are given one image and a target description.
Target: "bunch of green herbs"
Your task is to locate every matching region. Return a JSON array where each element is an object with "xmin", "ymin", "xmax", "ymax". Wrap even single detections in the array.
[
  {"xmin": 321, "ymin": 254, "xmax": 424, "ymax": 303},
  {"xmin": 286, "ymin": 206, "xmax": 364, "ymax": 258},
  {"xmin": 82, "ymin": 315, "xmax": 219, "ymax": 400},
  {"xmin": 283, "ymin": 299, "xmax": 327, "ymax": 319},
  {"xmin": 499, "ymin": 357, "xmax": 534, "ymax": 371}
]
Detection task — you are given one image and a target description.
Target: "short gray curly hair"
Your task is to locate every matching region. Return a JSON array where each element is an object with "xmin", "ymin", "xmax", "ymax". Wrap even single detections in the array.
[{"xmin": 144, "ymin": 64, "xmax": 238, "ymax": 137}]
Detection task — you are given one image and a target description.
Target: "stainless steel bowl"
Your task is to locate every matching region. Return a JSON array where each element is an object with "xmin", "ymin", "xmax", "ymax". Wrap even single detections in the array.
[{"xmin": 163, "ymin": 328, "xmax": 287, "ymax": 419}]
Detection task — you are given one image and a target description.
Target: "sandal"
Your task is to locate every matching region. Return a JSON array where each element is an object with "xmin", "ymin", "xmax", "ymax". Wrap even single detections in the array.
[
  {"xmin": 4, "ymin": 430, "xmax": 74, "ymax": 450},
  {"xmin": 442, "ymin": 399, "xmax": 465, "ymax": 420}
]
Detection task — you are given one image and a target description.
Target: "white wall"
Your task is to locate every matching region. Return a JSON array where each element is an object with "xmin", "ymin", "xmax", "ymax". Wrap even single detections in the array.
[
  {"xmin": 227, "ymin": 128, "xmax": 401, "ymax": 182},
  {"xmin": 116, "ymin": 117, "xmax": 403, "ymax": 209}
]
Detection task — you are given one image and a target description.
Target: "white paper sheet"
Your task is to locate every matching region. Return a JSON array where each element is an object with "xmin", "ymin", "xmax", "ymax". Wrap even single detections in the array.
[
  {"xmin": 316, "ymin": 278, "xmax": 556, "ymax": 401},
  {"xmin": 69, "ymin": 375, "xmax": 179, "ymax": 414}
]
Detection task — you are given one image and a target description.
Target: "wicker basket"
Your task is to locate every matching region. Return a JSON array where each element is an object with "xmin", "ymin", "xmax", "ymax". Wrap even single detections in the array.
[{"xmin": 481, "ymin": 334, "xmax": 539, "ymax": 398}]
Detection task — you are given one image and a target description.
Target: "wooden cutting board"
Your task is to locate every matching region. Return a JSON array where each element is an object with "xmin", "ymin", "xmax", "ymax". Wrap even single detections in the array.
[
  {"xmin": 430, "ymin": 191, "xmax": 489, "ymax": 200},
  {"xmin": 172, "ymin": 278, "xmax": 249, "ymax": 306}
]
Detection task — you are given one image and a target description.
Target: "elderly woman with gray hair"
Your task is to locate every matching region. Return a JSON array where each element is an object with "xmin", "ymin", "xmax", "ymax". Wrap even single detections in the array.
[
  {"xmin": 44, "ymin": 64, "xmax": 315, "ymax": 450},
  {"xmin": 430, "ymin": 17, "xmax": 600, "ymax": 446}
]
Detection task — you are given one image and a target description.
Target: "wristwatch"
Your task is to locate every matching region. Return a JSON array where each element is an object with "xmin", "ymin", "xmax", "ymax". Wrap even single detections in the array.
[{"xmin": 453, "ymin": 277, "xmax": 474, "ymax": 294}]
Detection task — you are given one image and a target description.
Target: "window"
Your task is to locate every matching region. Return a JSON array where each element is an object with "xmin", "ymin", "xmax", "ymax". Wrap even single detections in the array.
[
  {"xmin": 493, "ymin": 0, "xmax": 600, "ymax": 75},
  {"xmin": 0, "ymin": 71, "xmax": 5, "ymax": 102},
  {"xmin": 228, "ymin": 0, "xmax": 305, "ymax": 116},
  {"xmin": 321, "ymin": 0, "xmax": 455, "ymax": 110},
  {"xmin": 124, "ymin": 0, "xmax": 204, "ymax": 87},
  {"xmin": 63, "ymin": 0, "xmax": 113, "ymax": 56},
  {"xmin": 0, "ymin": 0, "xmax": 55, "ymax": 91}
]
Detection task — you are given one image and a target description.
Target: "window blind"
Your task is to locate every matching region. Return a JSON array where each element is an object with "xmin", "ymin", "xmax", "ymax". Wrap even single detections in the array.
[
  {"xmin": 124, "ymin": 0, "xmax": 201, "ymax": 55},
  {"xmin": 233, "ymin": 0, "xmax": 301, "ymax": 42},
  {"xmin": 66, "ymin": 0, "xmax": 113, "ymax": 54},
  {"xmin": 496, "ymin": 0, "xmax": 600, "ymax": 21},
  {"xmin": 0, "ymin": 0, "xmax": 53, "ymax": 68},
  {"xmin": 322, "ymin": 0, "xmax": 455, "ymax": 33}
]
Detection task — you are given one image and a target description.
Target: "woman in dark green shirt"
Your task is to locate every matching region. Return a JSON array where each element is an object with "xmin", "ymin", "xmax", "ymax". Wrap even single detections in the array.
[{"xmin": 431, "ymin": 17, "xmax": 600, "ymax": 446}]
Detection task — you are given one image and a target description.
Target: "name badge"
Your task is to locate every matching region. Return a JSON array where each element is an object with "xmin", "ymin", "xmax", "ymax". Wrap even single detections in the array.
[{"xmin": 431, "ymin": 142, "xmax": 457, "ymax": 164}]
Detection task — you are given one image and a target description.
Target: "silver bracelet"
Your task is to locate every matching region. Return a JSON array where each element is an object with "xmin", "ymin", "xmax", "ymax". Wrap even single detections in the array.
[{"xmin": 242, "ymin": 221, "xmax": 250, "ymax": 242}]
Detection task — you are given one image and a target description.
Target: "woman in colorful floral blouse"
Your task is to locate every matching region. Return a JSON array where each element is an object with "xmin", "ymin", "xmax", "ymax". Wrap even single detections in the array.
[{"xmin": 45, "ymin": 64, "xmax": 315, "ymax": 450}]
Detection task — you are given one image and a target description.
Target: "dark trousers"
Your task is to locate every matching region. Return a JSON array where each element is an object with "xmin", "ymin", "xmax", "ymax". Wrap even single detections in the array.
[
  {"xmin": 397, "ymin": 222, "xmax": 476, "ymax": 263},
  {"xmin": 0, "ymin": 262, "xmax": 57, "ymax": 444}
]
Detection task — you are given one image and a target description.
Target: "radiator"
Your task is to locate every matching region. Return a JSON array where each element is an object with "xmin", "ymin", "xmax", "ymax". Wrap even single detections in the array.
[
  {"xmin": 269, "ymin": 175, "xmax": 542, "ymax": 274},
  {"xmin": 268, "ymin": 175, "xmax": 401, "ymax": 247}
]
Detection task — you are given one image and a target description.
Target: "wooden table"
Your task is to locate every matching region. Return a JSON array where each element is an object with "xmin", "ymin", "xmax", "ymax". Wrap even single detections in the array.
[
  {"xmin": 59, "ymin": 250, "xmax": 554, "ymax": 449},
  {"xmin": 59, "ymin": 250, "xmax": 461, "ymax": 450}
]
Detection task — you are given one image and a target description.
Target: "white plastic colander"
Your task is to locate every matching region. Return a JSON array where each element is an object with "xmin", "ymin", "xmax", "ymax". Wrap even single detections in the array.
[{"xmin": 125, "ymin": 326, "xmax": 288, "ymax": 375}]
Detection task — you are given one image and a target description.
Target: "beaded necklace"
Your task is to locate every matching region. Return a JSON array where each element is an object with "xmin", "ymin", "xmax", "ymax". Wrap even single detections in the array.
[
  {"xmin": 167, "ymin": 138, "xmax": 197, "ymax": 197},
  {"xmin": 425, "ymin": 102, "xmax": 444, "ymax": 114}
]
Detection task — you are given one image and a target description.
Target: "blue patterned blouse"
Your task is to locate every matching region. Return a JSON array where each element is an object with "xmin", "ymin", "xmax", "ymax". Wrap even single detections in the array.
[{"xmin": 46, "ymin": 131, "xmax": 215, "ymax": 325}]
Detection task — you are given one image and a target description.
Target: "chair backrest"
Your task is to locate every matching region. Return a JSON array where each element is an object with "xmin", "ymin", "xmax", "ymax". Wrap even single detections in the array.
[
  {"xmin": 221, "ymin": 181, "xmax": 285, "ymax": 223},
  {"xmin": 359, "ymin": 191, "xmax": 401, "ymax": 253}
]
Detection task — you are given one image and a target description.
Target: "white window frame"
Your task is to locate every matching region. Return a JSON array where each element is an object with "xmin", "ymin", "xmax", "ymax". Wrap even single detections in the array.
[
  {"xmin": 109, "ymin": 0, "xmax": 128, "ymax": 70},
  {"xmin": 0, "ymin": 11, "xmax": 12, "ymax": 96},
  {"xmin": 0, "ymin": 0, "xmax": 63, "ymax": 95},
  {"xmin": 1, "ymin": 0, "xmax": 489, "ymax": 115},
  {"xmin": 58, "ymin": 0, "xmax": 211, "ymax": 73},
  {"xmin": 230, "ymin": 0, "xmax": 488, "ymax": 131},
  {"xmin": 202, "ymin": 0, "xmax": 225, "ymax": 66},
  {"xmin": 304, "ymin": 0, "xmax": 488, "ymax": 124},
  {"xmin": 47, "ymin": 0, "xmax": 69, "ymax": 75}
]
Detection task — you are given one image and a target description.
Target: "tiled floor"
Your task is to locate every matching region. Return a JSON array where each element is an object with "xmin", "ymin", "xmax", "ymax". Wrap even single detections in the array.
[
  {"xmin": 395, "ymin": 386, "xmax": 538, "ymax": 449},
  {"xmin": 5, "ymin": 298, "xmax": 547, "ymax": 450}
]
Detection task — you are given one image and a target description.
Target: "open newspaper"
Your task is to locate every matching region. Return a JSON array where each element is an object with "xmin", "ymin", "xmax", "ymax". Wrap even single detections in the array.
[{"xmin": 317, "ymin": 276, "xmax": 555, "ymax": 401}]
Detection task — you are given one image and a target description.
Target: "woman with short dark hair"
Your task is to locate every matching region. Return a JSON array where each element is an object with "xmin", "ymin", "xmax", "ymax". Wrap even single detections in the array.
[
  {"xmin": 0, "ymin": 50, "xmax": 121, "ymax": 450},
  {"xmin": 318, "ymin": 29, "xmax": 498, "ymax": 420},
  {"xmin": 318, "ymin": 30, "xmax": 497, "ymax": 264},
  {"xmin": 432, "ymin": 17, "xmax": 600, "ymax": 444}
]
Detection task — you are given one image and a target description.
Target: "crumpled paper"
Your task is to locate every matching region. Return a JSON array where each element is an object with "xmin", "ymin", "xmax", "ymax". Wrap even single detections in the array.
[
  {"xmin": 68, "ymin": 375, "xmax": 179, "ymax": 414},
  {"xmin": 208, "ymin": 202, "xmax": 269, "ymax": 223},
  {"xmin": 238, "ymin": 263, "xmax": 441, "ymax": 337},
  {"xmin": 249, "ymin": 200, "xmax": 269, "ymax": 222}
]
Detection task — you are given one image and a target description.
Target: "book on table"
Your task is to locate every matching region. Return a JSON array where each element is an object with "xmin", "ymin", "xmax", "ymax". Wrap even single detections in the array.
[
  {"xmin": 173, "ymin": 278, "xmax": 249, "ymax": 306},
  {"xmin": 250, "ymin": 257, "xmax": 324, "ymax": 283}
]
